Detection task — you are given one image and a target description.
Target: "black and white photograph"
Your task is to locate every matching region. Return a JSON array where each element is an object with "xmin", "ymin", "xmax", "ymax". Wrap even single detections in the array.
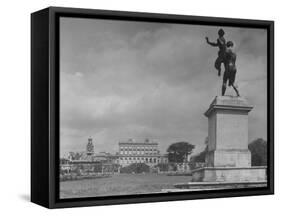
[
  {"xmin": 0, "ymin": 0, "xmax": 280, "ymax": 213},
  {"xmin": 59, "ymin": 16, "xmax": 269, "ymax": 199}
]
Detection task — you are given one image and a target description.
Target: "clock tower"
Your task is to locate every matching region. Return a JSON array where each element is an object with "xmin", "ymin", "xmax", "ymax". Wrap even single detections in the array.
[{"xmin": 86, "ymin": 137, "xmax": 94, "ymax": 156}]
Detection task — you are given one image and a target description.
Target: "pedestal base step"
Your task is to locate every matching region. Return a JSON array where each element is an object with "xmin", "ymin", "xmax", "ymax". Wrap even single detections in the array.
[
  {"xmin": 192, "ymin": 166, "xmax": 267, "ymax": 182},
  {"xmin": 174, "ymin": 181, "xmax": 267, "ymax": 190}
]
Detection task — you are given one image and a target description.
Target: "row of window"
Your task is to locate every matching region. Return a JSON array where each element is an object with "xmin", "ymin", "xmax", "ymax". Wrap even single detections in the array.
[
  {"xmin": 120, "ymin": 151, "xmax": 158, "ymax": 155},
  {"xmin": 119, "ymin": 148, "xmax": 158, "ymax": 152},
  {"xmin": 120, "ymin": 157, "xmax": 158, "ymax": 163}
]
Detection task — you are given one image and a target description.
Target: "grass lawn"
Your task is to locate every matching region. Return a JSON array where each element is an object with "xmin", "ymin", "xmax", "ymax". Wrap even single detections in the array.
[{"xmin": 60, "ymin": 173, "xmax": 191, "ymax": 198}]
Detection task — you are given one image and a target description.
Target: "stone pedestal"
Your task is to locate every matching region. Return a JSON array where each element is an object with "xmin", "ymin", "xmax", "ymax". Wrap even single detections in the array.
[
  {"xmin": 204, "ymin": 96, "xmax": 252, "ymax": 169},
  {"xmin": 175, "ymin": 96, "xmax": 267, "ymax": 190}
]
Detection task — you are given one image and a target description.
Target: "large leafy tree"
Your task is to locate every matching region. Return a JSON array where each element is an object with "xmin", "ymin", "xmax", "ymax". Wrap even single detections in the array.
[
  {"xmin": 68, "ymin": 152, "xmax": 83, "ymax": 161},
  {"xmin": 248, "ymin": 138, "xmax": 267, "ymax": 166},
  {"xmin": 167, "ymin": 142, "xmax": 195, "ymax": 163},
  {"xmin": 190, "ymin": 137, "xmax": 209, "ymax": 163}
]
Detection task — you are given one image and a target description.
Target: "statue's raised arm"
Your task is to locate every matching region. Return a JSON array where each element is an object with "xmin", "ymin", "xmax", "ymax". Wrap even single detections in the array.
[{"xmin": 206, "ymin": 37, "xmax": 218, "ymax": 47}]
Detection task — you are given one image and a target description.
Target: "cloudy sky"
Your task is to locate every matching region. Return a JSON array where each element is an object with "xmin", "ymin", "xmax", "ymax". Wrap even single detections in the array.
[{"xmin": 60, "ymin": 17, "xmax": 267, "ymax": 157}]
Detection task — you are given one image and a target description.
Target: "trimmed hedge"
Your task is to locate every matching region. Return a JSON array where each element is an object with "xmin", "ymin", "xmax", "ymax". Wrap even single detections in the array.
[{"xmin": 120, "ymin": 163, "xmax": 150, "ymax": 174}]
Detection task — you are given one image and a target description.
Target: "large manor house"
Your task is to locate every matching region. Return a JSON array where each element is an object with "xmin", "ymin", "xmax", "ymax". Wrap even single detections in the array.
[
  {"xmin": 64, "ymin": 137, "xmax": 168, "ymax": 167},
  {"xmin": 118, "ymin": 139, "xmax": 168, "ymax": 167}
]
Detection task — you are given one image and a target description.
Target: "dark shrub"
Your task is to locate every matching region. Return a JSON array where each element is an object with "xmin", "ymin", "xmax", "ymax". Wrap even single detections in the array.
[
  {"xmin": 120, "ymin": 163, "xmax": 150, "ymax": 174},
  {"xmin": 248, "ymin": 138, "xmax": 267, "ymax": 166}
]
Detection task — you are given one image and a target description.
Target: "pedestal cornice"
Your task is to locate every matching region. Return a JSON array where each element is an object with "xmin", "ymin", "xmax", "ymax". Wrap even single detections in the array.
[{"xmin": 205, "ymin": 96, "xmax": 253, "ymax": 117}]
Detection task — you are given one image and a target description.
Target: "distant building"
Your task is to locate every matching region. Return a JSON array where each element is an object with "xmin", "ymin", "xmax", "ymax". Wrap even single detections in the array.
[
  {"xmin": 86, "ymin": 137, "xmax": 94, "ymax": 155},
  {"xmin": 118, "ymin": 139, "xmax": 168, "ymax": 167},
  {"xmin": 94, "ymin": 152, "xmax": 119, "ymax": 164},
  {"xmin": 66, "ymin": 137, "xmax": 95, "ymax": 162},
  {"xmin": 62, "ymin": 137, "xmax": 168, "ymax": 170},
  {"xmin": 79, "ymin": 137, "xmax": 95, "ymax": 161},
  {"xmin": 60, "ymin": 158, "xmax": 72, "ymax": 174}
]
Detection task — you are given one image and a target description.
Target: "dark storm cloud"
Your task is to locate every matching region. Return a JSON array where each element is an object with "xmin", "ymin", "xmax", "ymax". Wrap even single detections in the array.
[{"xmin": 60, "ymin": 18, "xmax": 267, "ymax": 156}]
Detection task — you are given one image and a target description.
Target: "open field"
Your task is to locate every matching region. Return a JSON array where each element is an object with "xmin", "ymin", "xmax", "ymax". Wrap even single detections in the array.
[{"xmin": 60, "ymin": 173, "xmax": 191, "ymax": 198}]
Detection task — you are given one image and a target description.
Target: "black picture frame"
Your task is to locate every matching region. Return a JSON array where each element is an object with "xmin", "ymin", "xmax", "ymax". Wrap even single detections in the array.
[{"xmin": 31, "ymin": 6, "xmax": 274, "ymax": 209}]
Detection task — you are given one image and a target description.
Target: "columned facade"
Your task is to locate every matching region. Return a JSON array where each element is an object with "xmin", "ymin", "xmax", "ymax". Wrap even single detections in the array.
[{"xmin": 118, "ymin": 139, "xmax": 166, "ymax": 167}]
